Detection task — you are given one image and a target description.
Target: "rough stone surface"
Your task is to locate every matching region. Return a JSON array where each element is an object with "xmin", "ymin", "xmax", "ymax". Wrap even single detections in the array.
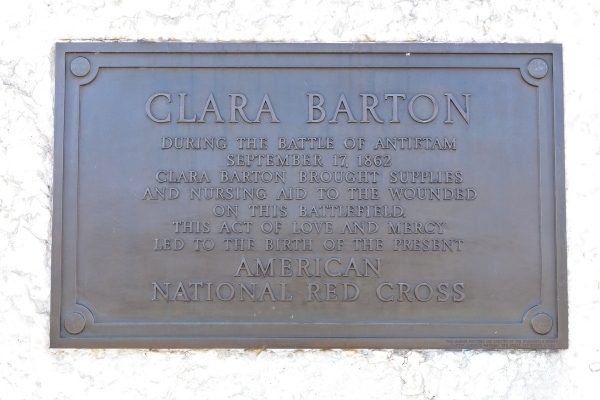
[{"xmin": 1, "ymin": 1, "xmax": 599, "ymax": 398}]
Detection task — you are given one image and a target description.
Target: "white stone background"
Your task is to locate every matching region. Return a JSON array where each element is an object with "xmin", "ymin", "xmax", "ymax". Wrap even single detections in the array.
[{"xmin": 1, "ymin": 0, "xmax": 599, "ymax": 398}]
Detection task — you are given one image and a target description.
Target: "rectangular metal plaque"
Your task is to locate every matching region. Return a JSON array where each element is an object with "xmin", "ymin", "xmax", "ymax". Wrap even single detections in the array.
[{"xmin": 51, "ymin": 43, "xmax": 566, "ymax": 349}]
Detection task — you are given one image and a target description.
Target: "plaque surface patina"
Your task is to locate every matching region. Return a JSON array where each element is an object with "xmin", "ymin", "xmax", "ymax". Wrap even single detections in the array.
[{"xmin": 51, "ymin": 43, "xmax": 566, "ymax": 349}]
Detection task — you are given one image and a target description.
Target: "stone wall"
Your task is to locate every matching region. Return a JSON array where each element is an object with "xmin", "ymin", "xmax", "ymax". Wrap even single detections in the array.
[{"xmin": 1, "ymin": 1, "xmax": 599, "ymax": 398}]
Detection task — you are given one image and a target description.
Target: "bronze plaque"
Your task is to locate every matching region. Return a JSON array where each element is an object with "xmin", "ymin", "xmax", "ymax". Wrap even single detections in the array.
[{"xmin": 51, "ymin": 43, "xmax": 566, "ymax": 349}]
